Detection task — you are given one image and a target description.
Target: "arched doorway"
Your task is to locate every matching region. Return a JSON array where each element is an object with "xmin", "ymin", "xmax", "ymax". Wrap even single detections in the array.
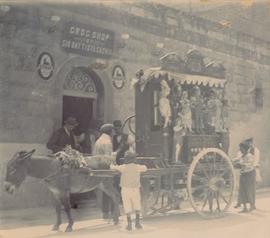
[
  {"xmin": 62, "ymin": 67, "xmax": 105, "ymax": 133},
  {"xmin": 62, "ymin": 66, "xmax": 105, "ymax": 204}
]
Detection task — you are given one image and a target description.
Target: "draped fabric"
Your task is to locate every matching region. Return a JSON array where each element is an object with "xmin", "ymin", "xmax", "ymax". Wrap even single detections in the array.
[{"xmin": 135, "ymin": 68, "xmax": 226, "ymax": 92}]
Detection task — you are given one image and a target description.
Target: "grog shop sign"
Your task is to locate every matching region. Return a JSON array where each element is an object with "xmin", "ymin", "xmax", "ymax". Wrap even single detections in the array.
[
  {"xmin": 37, "ymin": 52, "xmax": 54, "ymax": 80},
  {"xmin": 61, "ymin": 22, "xmax": 115, "ymax": 59}
]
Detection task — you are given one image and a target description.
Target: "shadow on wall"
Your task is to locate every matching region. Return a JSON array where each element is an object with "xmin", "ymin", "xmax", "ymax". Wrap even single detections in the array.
[{"xmin": 229, "ymin": 110, "xmax": 270, "ymax": 187}]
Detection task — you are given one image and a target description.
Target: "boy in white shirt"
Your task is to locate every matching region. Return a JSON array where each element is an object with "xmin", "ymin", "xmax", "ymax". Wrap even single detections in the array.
[{"xmin": 110, "ymin": 151, "xmax": 147, "ymax": 231}]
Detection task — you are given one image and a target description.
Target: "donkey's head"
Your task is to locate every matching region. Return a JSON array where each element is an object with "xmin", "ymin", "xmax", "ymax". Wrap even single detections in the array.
[{"xmin": 4, "ymin": 149, "xmax": 35, "ymax": 194}]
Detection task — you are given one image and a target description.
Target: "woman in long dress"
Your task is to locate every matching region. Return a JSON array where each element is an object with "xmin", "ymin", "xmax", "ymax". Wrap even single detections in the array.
[
  {"xmin": 172, "ymin": 115, "xmax": 185, "ymax": 163},
  {"xmin": 234, "ymin": 142, "xmax": 256, "ymax": 213},
  {"xmin": 206, "ymin": 90, "xmax": 223, "ymax": 133},
  {"xmin": 180, "ymin": 91, "xmax": 192, "ymax": 132},
  {"xmin": 159, "ymin": 80, "xmax": 172, "ymax": 128},
  {"xmin": 190, "ymin": 86, "xmax": 204, "ymax": 134}
]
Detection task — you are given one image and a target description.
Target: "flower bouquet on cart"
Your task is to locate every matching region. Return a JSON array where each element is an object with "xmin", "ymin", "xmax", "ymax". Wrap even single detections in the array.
[
  {"xmin": 54, "ymin": 145, "xmax": 87, "ymax": 169},
  {"xmin": 54, "ymin": 146, "xmax": 116, "ymax": 170}
]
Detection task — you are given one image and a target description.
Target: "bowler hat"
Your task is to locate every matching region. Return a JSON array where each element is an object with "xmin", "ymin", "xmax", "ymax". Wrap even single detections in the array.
[
  {"xmin": 113, "ymin": 120, "xmax": 122, "ymax": 128},
  {"xmin": 64, "ymin": 117, "xmax": 78, "ymax": 126},
  {"xmin": 100, "ymin": 123, "xmax": 114, "ymax": 134}
]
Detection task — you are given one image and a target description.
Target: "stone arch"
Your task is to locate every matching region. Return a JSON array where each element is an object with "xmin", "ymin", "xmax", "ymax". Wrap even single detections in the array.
[{"xmin": 54, "ymin": 56, "xmax": 113, "ymax": 127}]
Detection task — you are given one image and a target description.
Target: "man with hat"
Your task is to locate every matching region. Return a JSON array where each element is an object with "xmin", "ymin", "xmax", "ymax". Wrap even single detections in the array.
[
  {"xmin": 47, "ymin": 116, "xmax": 81, "ymax": 209},
  {"xmin": 47, "ymin": 117, "xmax": 80, "ymax": 153},
  {"xmin": 112, "ymin": 120, "xmax": 129, "ymax": 165},
  {"xmin": 110, "ymin": 151, "xmax": 147, "ymax": 231},
  {"xmin": 92, "ymin": 123, "xmax": 116, "ymax": 220}
]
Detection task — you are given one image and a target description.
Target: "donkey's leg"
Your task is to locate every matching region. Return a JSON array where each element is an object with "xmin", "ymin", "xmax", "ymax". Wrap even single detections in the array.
[
  {"xmin": 53, "ymin": 200, "xmax": 62, "ymax": 231},
  {"xmin": 99, "ymin": 178, "xmax": 120, "ymax": 225},
  {"xmin": 94, "ymin": 188, "xmax": 103, "ymax": 214},
  {"xmin": 50, "ymin": 190, "xmax": 62, "ymax": 231},
  {"xmin": 61, "ymin": 191, "xmax": 74, "ymax": 232}
]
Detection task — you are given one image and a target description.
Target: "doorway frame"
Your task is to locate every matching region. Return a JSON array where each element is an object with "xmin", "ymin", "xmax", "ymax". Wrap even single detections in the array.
[{"xmin": 54, "ymin": 56, "xmax": 114, "ymax": 128}]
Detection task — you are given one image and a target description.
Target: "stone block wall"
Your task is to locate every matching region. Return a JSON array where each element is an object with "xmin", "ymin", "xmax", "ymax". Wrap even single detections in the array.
[{"xmin": 1, "ymin": 3, "xmax": 270, "ymax": 209}]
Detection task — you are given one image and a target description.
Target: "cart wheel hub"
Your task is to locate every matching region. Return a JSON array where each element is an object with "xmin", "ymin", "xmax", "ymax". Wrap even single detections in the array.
[{"xmin": 208, "ymin": 177, "xmax": 225, "ymax": 191}]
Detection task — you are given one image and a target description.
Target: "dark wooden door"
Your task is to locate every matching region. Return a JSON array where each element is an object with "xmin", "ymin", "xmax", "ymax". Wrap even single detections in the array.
[
  {"xmin": 63, "ymin": 95, "xmax": 93, "ymax": 133},
  {"xmin": 135, "ymin": 83, "xmax": 162, "ymax": 157}
]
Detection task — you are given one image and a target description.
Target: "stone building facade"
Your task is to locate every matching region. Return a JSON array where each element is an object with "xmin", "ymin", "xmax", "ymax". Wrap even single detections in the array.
[{"xmin": 0, "ymin": 2, "xmax": 270, "ymax": 209}]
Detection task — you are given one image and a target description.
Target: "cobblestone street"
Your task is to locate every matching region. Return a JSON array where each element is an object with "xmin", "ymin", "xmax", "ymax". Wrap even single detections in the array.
[{"xmin": 1, "ymin": 191, "xmax": 270, "ymax": 238}]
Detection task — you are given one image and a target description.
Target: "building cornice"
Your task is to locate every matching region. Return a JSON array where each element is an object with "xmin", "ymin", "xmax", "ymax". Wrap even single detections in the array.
[{"xmin": 4, "ymin": 3, "xmax": 270, "ymax": 66}]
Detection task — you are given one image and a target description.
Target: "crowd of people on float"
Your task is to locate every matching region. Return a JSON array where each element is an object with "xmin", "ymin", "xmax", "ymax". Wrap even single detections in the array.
[{"xmin": 160, "ymin": 81, "xmax": 229, "ymax": 135}]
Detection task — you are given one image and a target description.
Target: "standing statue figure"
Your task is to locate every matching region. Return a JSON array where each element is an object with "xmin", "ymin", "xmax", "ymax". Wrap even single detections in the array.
[
  {"xmin": 179, "ymin": 91, "xmax": 192, "ymax": 133},
  {"xmin": 216, "ymin": 91, "xmax": 224, "ymax": 132},
  {"xmin": 159, "ymin": 80, "xmax": 172, "ymax": 128},
  {"xmin": 190, "ymin": 86, "xmax": 205, "ymax": 134},
  {"xmin": 207, "ymin": 90, "xmax": 223, "ymax": 132},
  {"xmin": 172, "ymin": 114, "xmax": 186, "ymax": 163},
  {"xmin": 172, "ymin": 82, "xmax": 182, "ymax": 120},
  {"xmin": 221, "ymin": 99, "xmax": 229, "ymax": 131}
]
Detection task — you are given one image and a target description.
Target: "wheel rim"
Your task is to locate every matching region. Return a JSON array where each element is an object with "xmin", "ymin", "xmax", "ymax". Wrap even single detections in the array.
[
  {"xmin": 122, "ymin": 115, "xmax": 136, "ymax": 135},
  {"xmin": 142, "ymin": 176, "xmax": 172, "ymax": 217},
  {"xmin": 187, "ymin": 148, "xmax": 236, "ymax": 219}
]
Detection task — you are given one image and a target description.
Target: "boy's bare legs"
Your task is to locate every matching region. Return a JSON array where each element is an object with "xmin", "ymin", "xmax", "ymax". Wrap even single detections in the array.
[
  {"xmin": 126, "ymin": 213, "xmax": 132, "ymax": 231},
  {"xmin": 135, "ymin": 210, "xmax": 142, "ymax": 229}
]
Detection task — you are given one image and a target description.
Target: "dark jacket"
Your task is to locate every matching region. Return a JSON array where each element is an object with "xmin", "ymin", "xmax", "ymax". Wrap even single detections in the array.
[
  {"xmin": 112, "ymin": 133, "xmax": 129, "ymax": 165},
  {"xmin": 47, "ymin": 127, "xmax": 76, "ymax": 153}
]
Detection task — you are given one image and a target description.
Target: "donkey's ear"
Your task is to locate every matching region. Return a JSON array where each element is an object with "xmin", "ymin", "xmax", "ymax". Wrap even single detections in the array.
[
  {"xmin": 26, "ymin": 149, "xmax": 35, "ymax": 158},
  {"xmin": 18, "ymin": 149, "xmax": 35, "ymax": 161}
]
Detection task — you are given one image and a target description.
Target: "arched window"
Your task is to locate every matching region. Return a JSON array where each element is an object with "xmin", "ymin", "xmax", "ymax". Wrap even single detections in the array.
[{"xmin": 63, "ymin": 67, "xmax": 97, "ymax": 99}]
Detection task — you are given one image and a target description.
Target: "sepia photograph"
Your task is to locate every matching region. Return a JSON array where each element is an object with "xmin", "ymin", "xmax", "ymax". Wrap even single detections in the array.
[{"xmin": 0, "ymin": 0, "xmax": 270, "ymax": 237}]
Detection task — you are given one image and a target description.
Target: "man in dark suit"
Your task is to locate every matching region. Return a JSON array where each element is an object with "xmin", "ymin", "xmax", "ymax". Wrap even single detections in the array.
[
  {"xmin": 47, "ymin": 117, "xmax": 80, "ymax": 208},
  {"xmin": 47, "ymin": 117, "xmax": 79, "ymax": 153},
  {"xmin": 112, "ymin": 120, "xmax": 129, "ymax": 165}
]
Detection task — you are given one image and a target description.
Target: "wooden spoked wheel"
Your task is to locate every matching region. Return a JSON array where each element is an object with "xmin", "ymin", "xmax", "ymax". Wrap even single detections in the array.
[
  {"xmin": 141, "ymin": 175, "xmax": 177, "ymax": 217},
  {"xmin": 122, "ymin": 115, "xmax": 135, "ymax": 135},
  {"xmin": 187, "ymin": 148, "xmax": 236, "ymax": 219},
  {"xmin": 141, "ymin": 177, "xmax": 162, "ymax": 217}
]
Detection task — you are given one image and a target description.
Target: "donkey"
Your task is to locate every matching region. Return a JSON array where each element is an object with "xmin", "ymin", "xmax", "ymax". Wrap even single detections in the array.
[{"xmin": 4, "ymin": 150, "xmax": 120, "ymax": 232}]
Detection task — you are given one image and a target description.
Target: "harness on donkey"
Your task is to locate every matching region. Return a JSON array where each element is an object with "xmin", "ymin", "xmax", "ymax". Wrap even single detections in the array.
[
  {"xmin": 44, "ymin": 145, "xmax": 116, "ymax": 188},
  {"xmin": 4, "ymin": 148, "xmax": 120, "ymax": 232}
]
